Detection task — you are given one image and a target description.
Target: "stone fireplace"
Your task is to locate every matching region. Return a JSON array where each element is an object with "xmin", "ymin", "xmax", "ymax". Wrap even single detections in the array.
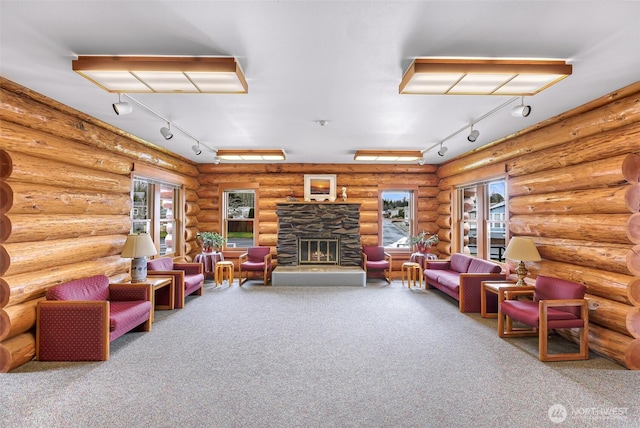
[{"xmin": 276, "ymin": 203, "xmax": 361, "ymax": 266}]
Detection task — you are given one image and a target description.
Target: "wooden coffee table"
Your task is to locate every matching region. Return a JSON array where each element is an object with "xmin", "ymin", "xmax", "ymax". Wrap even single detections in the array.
[{"xmin": 124, "ymin": 276, "xmax": 175, "ymax": 322}]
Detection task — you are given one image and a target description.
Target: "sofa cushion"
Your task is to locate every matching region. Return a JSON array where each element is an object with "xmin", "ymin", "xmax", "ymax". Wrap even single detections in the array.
[
  {"xmin": 450, "ymin": 253, "xmax": 473, "ymax": 273},
  {"xmin": 468, "ymin": 258, "xmax": 502, "ymax": 274},
  {"xmin": 147, "ymin": 257, "xmax": 174, "ymax": 271},
  {"xmin": 501, "ymin": 300, "xmax": 582, "ymax": 328},
  {"xmin": 109, "ymin": 300, "xmax": 152, "ymax": 341},
  {"xmin": 436, "ymin": 271, "xmax": 462, "ymax": 293},
  {"xmin": 46, "ymin": 275, "xmax": 110, "ymax": 301}
]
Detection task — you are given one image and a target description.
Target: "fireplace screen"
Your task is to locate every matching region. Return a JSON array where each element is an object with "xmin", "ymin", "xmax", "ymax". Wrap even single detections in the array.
[{"xmin": 298, "ymin": 237, "xmax": 339, "ymax": 265}]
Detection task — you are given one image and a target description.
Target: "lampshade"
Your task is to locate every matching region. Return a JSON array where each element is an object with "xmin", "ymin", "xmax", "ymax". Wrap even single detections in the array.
[
  {"xmin": 504, "ymin": 237, "xmax": 541, "ymax": 262},
  {"xmin": 121, "ymin": 233, "xmax": 157, "ymax": 258},
  {"xmin": 399, "ymin": 58, "xmax": 572, "ymax": 95}
]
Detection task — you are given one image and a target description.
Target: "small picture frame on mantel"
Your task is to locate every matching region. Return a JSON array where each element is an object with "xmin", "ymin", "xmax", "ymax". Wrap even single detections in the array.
[{"xmin": 304, "ymin": 174, "xmax": 337, "ymax": 202}]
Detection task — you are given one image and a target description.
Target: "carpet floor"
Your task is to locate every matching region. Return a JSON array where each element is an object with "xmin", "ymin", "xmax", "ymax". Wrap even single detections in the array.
[{"xmin": 2, "ymin": 280, "xmax": 638, "ymax": 428}]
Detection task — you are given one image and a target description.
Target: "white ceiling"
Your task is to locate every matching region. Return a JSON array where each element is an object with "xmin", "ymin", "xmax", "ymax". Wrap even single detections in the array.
[{"xmin": 1, "ymin": 1, "xmax": 639, "ymax": 165}]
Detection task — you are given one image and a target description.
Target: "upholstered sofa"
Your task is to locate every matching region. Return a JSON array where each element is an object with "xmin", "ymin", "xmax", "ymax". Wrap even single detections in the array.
[
  {"xmin": 147, "ymin": 257, "xmax": 204, "ymax": 308},
  {"xmin": 36, "ymin": 274, "xmax": 152, "ymax": 361},
  {"xmin": 424, "ymin": 253, "xmax": 506, "ymax": 313}
]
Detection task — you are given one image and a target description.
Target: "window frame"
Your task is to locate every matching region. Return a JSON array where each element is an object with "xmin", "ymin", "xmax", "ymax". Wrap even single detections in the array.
[
  {"xmin": 220, "ymin": 182, "xmax": 259, "ymax": 250},
  {"xmin": 378, "ymin": 184, "xmax": 418, "ymax": 257}
]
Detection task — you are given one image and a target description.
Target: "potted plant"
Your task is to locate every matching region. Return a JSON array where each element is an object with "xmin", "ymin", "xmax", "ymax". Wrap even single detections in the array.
[
  {"xmin": 410, "ymin": 230, "xmax": 439, "ymax": 253},
  {"xmin": 195, "ymin": 231, "xmax": 226, "ymax": 253}
]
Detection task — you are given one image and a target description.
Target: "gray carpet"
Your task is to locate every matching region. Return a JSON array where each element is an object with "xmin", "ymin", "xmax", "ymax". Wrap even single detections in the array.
[{"xmin": 2, "ymin": 280, "xmax": 638, "ymax": 428}]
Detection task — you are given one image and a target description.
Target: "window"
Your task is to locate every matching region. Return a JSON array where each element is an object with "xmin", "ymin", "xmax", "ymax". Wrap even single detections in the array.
[
  {"xmin": 381, "ymin": 190, "xmax": 415, "ymax": 248},
  {"xmin": 223, "ymin": 189, "xmax": 256, "ymax": 248},
  {"xmin": 132, "ymin": 177, "xmax": 180, "ymax": 256},
  {"xmin": 458, "ymin": 179, "xmax": 506, "ymax": 262}
]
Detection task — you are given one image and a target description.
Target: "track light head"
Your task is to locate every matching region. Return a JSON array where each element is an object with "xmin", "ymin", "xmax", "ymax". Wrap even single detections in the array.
[
  {"xmin": 467, "ymin": 128, "xmax": 479, "ymax": 142},
  {"xmin": 112, "ymin": 94, "xmax": 132, "ymax": 115},
  {"xmin": 191, "ymin": 143, "xmax": 202, "ymax": 155},
  {"xmin": 511, "ymin": 104, "xmax": 532, "ymax": 117},
  {"xmin": 437, "ymin": 145, "xmax": 448, "ymax": 157},
  {"xmin": 417, "ymin": 158, "xmax": 425, "ymax": 166},
  {"xmin": 160, "ymin": 123, "xmax": 173, "ymax": 140}
]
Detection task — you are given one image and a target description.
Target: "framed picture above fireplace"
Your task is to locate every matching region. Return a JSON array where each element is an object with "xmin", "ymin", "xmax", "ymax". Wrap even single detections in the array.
[{"xmin": 304, "ymin": 174, "xmax": 337, "ymax": 202}]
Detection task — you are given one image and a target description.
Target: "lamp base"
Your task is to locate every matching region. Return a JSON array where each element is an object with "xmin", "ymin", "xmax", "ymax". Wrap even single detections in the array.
[
  {"xmin": 130, "ymin": 257, "xmax": 148, "ymax": 283},
  {"xmin": 514, "ymin": 260, "xmax": 528, "ymax": 286}
]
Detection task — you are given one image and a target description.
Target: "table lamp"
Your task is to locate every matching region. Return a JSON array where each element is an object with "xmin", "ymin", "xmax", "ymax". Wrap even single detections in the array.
[
  {"xmin": 121, "ymin": 233, "xmax": 158, "ymax": 282},
  {"xmin": 503, "ymin": 236, "xmax": 541, "ymax": 286}
]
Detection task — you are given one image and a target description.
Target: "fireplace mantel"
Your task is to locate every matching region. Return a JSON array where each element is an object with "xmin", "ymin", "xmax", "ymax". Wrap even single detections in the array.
[{"xmin": 276, "ymin": 202, "xmax": 361, "ymax": 266}]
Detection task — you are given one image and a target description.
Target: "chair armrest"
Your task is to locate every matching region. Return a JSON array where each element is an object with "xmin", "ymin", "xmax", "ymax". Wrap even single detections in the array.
[
  {"xmin": 239, "ymin": 253, "xmax": 248, "ymax": 263},
  {"xmin": 361, "ymin": 252, "xmax": 368, "ymax": 264},
  {"xmin": 458, "ymin": 273, "xmax": 507, "ymax": 313},
  {"xmin": 384, "ymin": 252, "xmax": 392, "ymax": 263},
  {"xmin": 36, "ymin": 300, "xmax": 110, "ymax": 361},
  {"xmin": 264, "ymin": 253, "xmax": 272, "ymax": 265},
  {"xmin": 174, "ymin": 263, "xmax": 203, "ymax": 275},
  {"xmin": 497, "ymin": 286, "xmax": 536, "ymax": 303},
  {"xmin": 109, "ymin": 283, "xmax": 151, "ymax": 302}
]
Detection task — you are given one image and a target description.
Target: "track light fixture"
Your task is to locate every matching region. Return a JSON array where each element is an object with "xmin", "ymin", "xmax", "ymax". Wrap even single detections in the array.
[
  {"xmin": 467, "ymin": 125, "xmax": 479, "ymax": 142},
  {"xmin": 112, "ymin": 93, "xmax": 132, "ymax": 115},
  {"xmin": 437, "ymin": 143, "xmax": 448, "ymax": 157},
  {"xmin": 192, "ymin": 142, "xmax": 202, "ymax": 155},
  {"xmin": 511, "ymin": 96, "xmax": 532, "ymax": 117},
  {"xmin": 160, "ymin": 122, "xmax": 173, "ymax": 140}
]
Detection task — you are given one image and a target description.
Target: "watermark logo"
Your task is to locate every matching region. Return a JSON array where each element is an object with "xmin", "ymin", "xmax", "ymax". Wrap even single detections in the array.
[
  {"xmin": 548, "ymin": 404, "xmax": 568, "ymax": 424},
  {"xmin": 548, "ymin": 403, "xmax": 629, "ymax": 424}
]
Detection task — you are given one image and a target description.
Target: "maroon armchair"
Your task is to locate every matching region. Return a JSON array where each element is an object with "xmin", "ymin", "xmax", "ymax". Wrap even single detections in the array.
[
  {"xmin": 498, "ymin": 275, "xmax": 589, "ymax": 362},
  {"xmin": 362, "ymin": 246, "xmax": 392, "ymax": 283},
  {"xmin": 239, "ymin": 247, "xmax": 272, "ymax": 286},
  {"xmin": 147, "ymin": 257, "xmax": 204, "ymax": 309},
  {"xmin": 36, "ymin": 275, "xmax": 152, "ymax": 361}
]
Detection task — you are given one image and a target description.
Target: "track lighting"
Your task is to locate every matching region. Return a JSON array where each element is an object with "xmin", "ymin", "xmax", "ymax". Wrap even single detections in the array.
[
  {"xmin": 192, "ymin": 142, "xmax": 202, "ymax": 155},
  {"xmin": 418, "ymin": 158, "xmax": 425, "ymax": 166},
  {"xmin": 511, "ymin": 97, "xmax": 532, "ymax": 117},
  {"xmin": 467, "ymin": 126, "xmax": 479, "ymax": 142},
  {"xmin": 437, "ymin": 144, "xmax": 448, "ymax": 157},
  {"xmin": 160, "ymin": 123, "xmax": 173, "ymax": 140},
  {"xmin": 112, "ymin": 94, "xmax": 132, "ymax": 115}
]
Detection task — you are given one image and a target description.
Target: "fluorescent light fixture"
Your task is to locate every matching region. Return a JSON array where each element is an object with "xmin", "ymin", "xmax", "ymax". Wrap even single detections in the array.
[
  {"xmin": 399, "ymin": 58, "xmax": 572, "ymax": 95},
  {"xmin": 73, "ymin": 56, "xmax": 248, "ymax": 94},
  {"xmin": 216, "ymin": 149, "xmax": 286, "ymax": 161},
  {"xmin": 354, "ymin": 150, "xmax": 423, "ymax": 162}
]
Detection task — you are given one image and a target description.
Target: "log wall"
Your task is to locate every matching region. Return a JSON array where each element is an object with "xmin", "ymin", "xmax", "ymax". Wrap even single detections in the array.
[
  {"xmin": 195, "ymin": 163, "xmax": 439, "ymax": 274},
  {"xmin": 0, "ymin": 78, "xmax": 199, "ymax": 372},
  {"xmin": 437, "ymin": 81, "xmax": 640, "ymax": 369}
]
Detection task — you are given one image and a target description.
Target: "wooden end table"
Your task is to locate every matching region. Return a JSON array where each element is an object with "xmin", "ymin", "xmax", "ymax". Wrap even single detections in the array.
[
  {"xmin": 481, "ymin": 281, "xmax": 516, "ymax": 318},
  {"xmin": 126, "ymin": 276, "xmax": 175, "ymax": 322}
]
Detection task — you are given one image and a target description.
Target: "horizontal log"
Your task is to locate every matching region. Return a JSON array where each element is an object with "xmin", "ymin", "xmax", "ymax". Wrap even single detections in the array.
[
  {"xmin": 6, "ymin": 182, "xmax": 132, "ymax": 215},
  {"xmin": 507, "ymin": 122, "xmax": 640, "ymax": 178},
  {"xmin": 437, "ymin": 203, "xmax": 451, "ymax": 215},
  {"xmin": 526, "ymin": 260, "xmax": 631, "ymax": 305},
  {"xmin": 198, "ymin": 163, "xmax": 438, "ymax": 175},
  {"xmin": 416, "ymin": 211, "xmax": 439, "ymax": 223},
  {"xmin": 436, "ymin": 215, "xmax": 452, "ymax": 228},
  {"xmin": 0, "ymin": 332, "xmax": 35, "ymax": 373},
  {"xmin": 0, "ymin": 276, "xmax": 7, "ymax": 308},
  {"xmin": 440, "ymin": 90, "xmax": 640, "ymax": 179},
  {"xmin": 7, "ymin": 151, "xmax": 131, "ymax": 193},
  {"xmin": 622, "ymin": 153, "xmax": 640, "ymax": 183},
  {"xmin": 436, "ymin": 190, "xmax": 452, "ymax": 204},
  {"xmin": 0, "ymin": 309, "xmax": 8, "ymax": 341},
  {"xmin": 258, "ymin": 234, "xmax": 277, "ymax": 247},
  {"xmin": 533, "ymin": 237, "xmax": 631, "ymax": 275},
  {"xmin": 3, "ymin": 298, "xmax": 39, "ymax": 341},
  {"xmin": 360, "ymin": 235, "xmax": 379, "ymax": 247},
  {"xmin": 625, "ymin": 183, "xmax": 640, "ymax": 213},
  {"xmin": 2, "ymin": 235, "xmax": 126, "ymax": 277},
  {"xmin": 628, "ymin": 213, "xmax": 640, "ymax": 244},
  {"xmin": 195, "ymin": 188, "xmax": 219, "ymax": 199},
  {"xmin": 0, "ymin": 149, "xmax": 10, "ymax": 180},
  {"xmin": 185, "ymin": 201, "xmax": 200, "ymax": 216},
  {"xmin": 185, "ymin": 215, "xmax": 198, "ymax": 228},
  {"xmin": 627, "ymin": 339, "xmax": 640, "ymax": 370},
  {"xmin": 436, "ymin": 229, "xmax": 451, "ymax": 243},
  {"xmin": 0, "ymin": 84, "xmax": 199, "ymax": 178},
  {"xmin": 5, "ymin": 214, "xmax": 130, "ymax": 243},
  {"xmin": 185, "ymin": 189, "xmax": 198, "ymax": 202},
  {"xmin": 2, "ymin": 255, "xmax": 129, "ymax": 306},
  {"xmin": 0, "ymin": 181, "xmax": 11, "ymax": 213},
  {"xmin": 417, "ymin": 199, "xmax": 439, "ymax": 212},
  {"xmin": 435, "ymin": 241, "xmax": 451, "ymax": 256},
  {"xmin": 509, "ymin": 155, "xmax": 628, "ymax": 197},
  {"xmin": 0, "ymin": 215, "xmax": 8, "ymax": 243},
  {"xmin": 196, "ymin": 210, "xmax": 216, "ymax": 223},
  {"xmin": 0, "ymin": 120, "xmax": 133, "ymax": 175},
  {"xmin": 359, "ymin": 223, "xmax": 378, "ymax": 236},
  {"xmin": 510, "ymin": 214, "xmax": 630, "ymax": 244},
  {"xmin": 630, "ymin": 278, "xmax": 640, "ymax": 307},
  {"xmin": 586, "ymin": 293, "xmax": 635, "ymax": 337},
  {"xmin": 257, "ymin": 186, "xmax": 303, "ymax": 199},
  {"xmin": 509, "ymin": 185, "xmax": 630, "ymax": 215},
  {"xmin": 627, "ymin": 244, "xmax": 640, "ymax": 276},
  {"xmin": 628, "ymin": 307, "xmax": 640, "ymax": 339},
  {"xmin": 559, "ymin": 324, "xmax": 632, "ymax": 369},
  {"xmin": 184, "ymin": 227, "xmax": 198, "ymax": 242},
  {"xmin": 439, "ymin": 164, "xmax": 506, "ymax": 189},
  {"xmin": 259, "ymin": 222, "xmax": 278, "ymax": 235}
]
